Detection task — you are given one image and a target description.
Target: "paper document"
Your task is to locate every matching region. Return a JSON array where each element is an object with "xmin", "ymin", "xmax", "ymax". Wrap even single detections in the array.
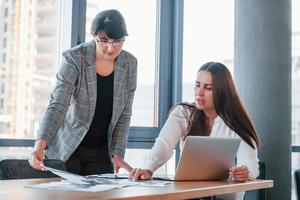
[
  {"xmin": 87, "ymin": 173, "xmax": 129, "ymax": 180},
  {"xmin": 27, "ymin": 167, "xmax": 170, "ymax": 192},
  {"xmin": 26, "ymin": 180, "xmax": 131, "ymax": 192},
  {"xmin": 27, "ymin": 178, "xmax": 170, "ymax": 192},
  {"xmin": 45, "ymin": 166, "xmax": 92, "ymax": 185}
]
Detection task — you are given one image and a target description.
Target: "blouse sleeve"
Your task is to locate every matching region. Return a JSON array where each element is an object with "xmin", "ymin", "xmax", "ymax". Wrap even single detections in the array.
[
  {"xmin": 142, "ymin": 105, "xmax": 189, "ymax": 172},
  {"xmin": 236, "ymin": 139, "xmax": 260, "ymax": 179}
]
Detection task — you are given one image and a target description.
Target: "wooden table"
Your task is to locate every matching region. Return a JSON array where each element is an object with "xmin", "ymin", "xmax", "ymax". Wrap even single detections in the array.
[{"xmin": 0, "ymin": 178, "xmax": 273, "ymax": 200}]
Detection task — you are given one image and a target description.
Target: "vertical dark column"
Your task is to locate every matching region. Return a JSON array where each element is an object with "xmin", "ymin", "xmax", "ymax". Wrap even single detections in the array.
[{"xmin": 235, "ymin": 0, "xmax": 291, "ymax": 199}]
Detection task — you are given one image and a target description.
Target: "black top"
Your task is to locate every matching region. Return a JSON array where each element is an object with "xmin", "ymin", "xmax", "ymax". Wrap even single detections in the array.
[{"xmin": 79, "ymin": 71, "xmax": 114, "ymax": 148}]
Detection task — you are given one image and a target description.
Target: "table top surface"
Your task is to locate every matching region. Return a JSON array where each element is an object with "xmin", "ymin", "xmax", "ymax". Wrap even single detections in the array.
[{"xmin": 0, "ymin": 178, "xmax": 273, "ymax": 200}]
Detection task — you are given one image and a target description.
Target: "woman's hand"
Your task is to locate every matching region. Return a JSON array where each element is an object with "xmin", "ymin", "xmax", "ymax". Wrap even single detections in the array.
[
  {"xmin": 112, "ymin": 154, "xmax": 133, "ymax": 174},
  {"xmin": 128, "ymin": 168, "xmax": 153, "ymax": 181},
  {"xmin": 229, "ymin": 165, "xmax": 253, "ymax": 182},
  {"xmin": 28, "ymin": 139, "xmax": 47, "ymax": 171}
]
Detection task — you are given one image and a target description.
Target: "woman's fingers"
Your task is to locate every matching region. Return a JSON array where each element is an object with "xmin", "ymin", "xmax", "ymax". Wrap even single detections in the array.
[
  {"xmin": 133, "ymin": 168, "xmax": 143, "ymax": 181},
  {"xmin": 128, "ymin": 168, "xmax": 152, "ymax": 181},
  {"xmin": 28, "ymin": 149, "xmax": 46, "ymax": 171},
  {"xmin": 28, "ymin": 158, "xmax": 43, "ymax": 170},
  {"xmin": 229, "ymin": 165, "xmax": 248, "ymax": 174},
  {"xmin": 229, "ymin": 165, "xmax": 247, "ymax": 171},
  {"xmin": 230, "ymin": 169, "xmax": 249, "ymax": 175},
  {"xmin": 234, "ymin": 176, "xmax": 249, "ymax": 182},
  {"xmin": 229, "ymin": 165, "xmax": 250, "ymax": 182},
  {"xmin": 128, "ymin": 168, "xmax": 141, "ymax": 181},
  {"xmin": 128, "ymin": 168, "xmax": 137, "ymax": 180},
  {"xmin": 140, "ymin": 171, "xmax": 152, "ymax": 180},
  {"xmin": 121, "ymin": 160, "xmax": 133, "ymax": 172}
]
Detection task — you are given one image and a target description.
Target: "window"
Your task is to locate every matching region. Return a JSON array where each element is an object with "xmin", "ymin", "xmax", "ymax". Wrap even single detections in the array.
[
  {"xmin": 1, "ymin": 83, "xmax": 4, "ymax": 93},
  {"xmin": 85, "ymin": 0, "xmax": 157, "ymax": 127},
  {"xmin": 0, "ymin": 0, "xmax": 178, "ymax": 176},
  {"xmin": 4, "ymin": 7, "xmax": 8, "ymax": 17},
  {"xmin": 0, "ymin": 1, "xmax": 61, "ymax": 139},
  {"xmin": 3, "ymin": 38, "xmax": 6, "ymax": 48},
  {"xmin": 84, "ymin": 0, "xmax": 178, "ymax": 175},
  {"xmin": 292, "ymin": 0, "xmax": 300, "ymax": 199},
  {"xmin": 0, "ymin": 99, "xmax": 3, "ymax": 109},
  {"xmin": 292, "ymin": 0, "xmax": 300, "ymax": 146},
  {"xmin": 182, "ymin": 0, "xmax": 234, "ymax": 103},
  {"xmin": 2, "ymin": 53, "xmax": 5, "ymax": 63},
  {"xmin": 4, "ymin": 23, "xmax": 7, "ymax": 32}
]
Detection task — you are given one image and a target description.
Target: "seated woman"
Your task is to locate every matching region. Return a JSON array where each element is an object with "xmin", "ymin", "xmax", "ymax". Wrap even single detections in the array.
[{"xmin": 129, "ymin": 62, "xmax": 260, "ymax": 200}]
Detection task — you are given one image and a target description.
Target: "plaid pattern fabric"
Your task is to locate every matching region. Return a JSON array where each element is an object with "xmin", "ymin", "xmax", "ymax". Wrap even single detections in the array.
[{"xmin": 37, "ymin": 40, "xmax": 137, "ymax": 161}]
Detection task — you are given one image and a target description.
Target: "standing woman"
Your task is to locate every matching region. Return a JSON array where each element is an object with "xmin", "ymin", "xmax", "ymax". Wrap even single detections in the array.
[
  {"xmin": 129, "ymin": 62, "xmax": 259, "ymax": 200},
  {"xmin": 29, "ymin": 9, "xmax": 137, "ymax": 175}
]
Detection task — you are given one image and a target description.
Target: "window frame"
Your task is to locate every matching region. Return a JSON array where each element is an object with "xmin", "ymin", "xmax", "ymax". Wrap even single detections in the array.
[
  {"xmin": 0, "ymin": 0, "xmax": 184, "ymax": 152},
  {"xmin": 0, "ymin": 0, "xmax": 80, "ymax": 147},
  {"xmin": 127, "ymin": 0, "xmax": 183, "ymax": 148}
]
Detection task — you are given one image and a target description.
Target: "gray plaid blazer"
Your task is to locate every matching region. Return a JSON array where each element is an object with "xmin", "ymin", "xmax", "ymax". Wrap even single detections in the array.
[{"xmin": 36, "ymin": 40, "xmax": 137, "ymax": 161}]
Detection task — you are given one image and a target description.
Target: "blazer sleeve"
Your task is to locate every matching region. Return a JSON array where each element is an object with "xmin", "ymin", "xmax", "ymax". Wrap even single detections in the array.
[
  {"xmin": 111, "ymin": 56, "xmax": 137, "ymax": 158},
  {"xmin": 142, "ymin": 105, "xmax": 189, "ymax": 173},
  {"xmin": 36, "ymin": 52, "xmax": 79, "ymax": 145}
]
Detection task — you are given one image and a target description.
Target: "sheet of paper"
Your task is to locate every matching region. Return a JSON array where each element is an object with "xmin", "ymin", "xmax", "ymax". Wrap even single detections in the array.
[
  {"xmin": 87, "ymin": 173, "xmax": 129, "ymax": 179},
  {"xmin": 88, "ymin": 174, "xmax": 170, "ymax": 187},
  {"xmin": 29, "ymin": 167, "xmax": 170, "ymax": 192},
  {"xmin": 45, "ymin": 166, "xmax": 90, "ymax": 185},
  {"xmin": 26, "ymin": 179, "xmax": 169, "ymax": 192},
  {"xmin": 134, "ymin": 180, "xmax": 170, "ymax": 187},
  {"xmin": 26, "ymin": 180, "xmax": 126, "ymax": 192}
]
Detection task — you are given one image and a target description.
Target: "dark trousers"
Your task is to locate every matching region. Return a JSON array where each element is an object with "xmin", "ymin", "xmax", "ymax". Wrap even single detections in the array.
[{"xmin": 65, "ymin": 145, "xmax": 113, "ymax": 176}]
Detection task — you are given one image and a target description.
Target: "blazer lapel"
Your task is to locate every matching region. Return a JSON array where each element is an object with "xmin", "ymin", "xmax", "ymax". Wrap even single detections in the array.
[
  {"xmin": 84, "ymin": 42, "xmax": 126, "ymax": 131},
  {"xmin": 84, "ymin": 41, "xmax": 97, "ymax": 121},
  {"xmin": 111, "ymin": 61, "xmax": 126, "ymax": 126}
]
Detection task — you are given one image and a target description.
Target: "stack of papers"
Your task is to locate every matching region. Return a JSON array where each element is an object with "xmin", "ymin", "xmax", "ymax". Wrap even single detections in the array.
[
  {"xmin": 26, "ymin": 180, "xmax": 129, "ymax": 192},
  {"xmin": 26, "ymin": 167, "xmax": 170, "ymax": 192}
]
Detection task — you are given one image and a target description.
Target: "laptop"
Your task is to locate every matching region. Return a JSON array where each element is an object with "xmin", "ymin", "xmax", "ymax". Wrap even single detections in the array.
[{"xmin": 153, "ymin": 136, "xmax": 241, "ymax": 181}]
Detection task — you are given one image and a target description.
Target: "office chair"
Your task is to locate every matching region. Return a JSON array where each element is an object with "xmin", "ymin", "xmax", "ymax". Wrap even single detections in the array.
[
  {"xmin": 294, "ymin": 168, "xmax": 300, "ymax": 200},
  {"xmin": 244, "ymin": 161, "xmax": 266, "ymax": 200},
  {"xmin": 0, "ymin": 159, "xmax": 65, "ymax": 180}
]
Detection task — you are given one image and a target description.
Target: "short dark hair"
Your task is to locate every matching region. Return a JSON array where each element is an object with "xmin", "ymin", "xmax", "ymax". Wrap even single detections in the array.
[{"xmin": 90, "ymin": 9, "xmax": 128, "ymax": 39}]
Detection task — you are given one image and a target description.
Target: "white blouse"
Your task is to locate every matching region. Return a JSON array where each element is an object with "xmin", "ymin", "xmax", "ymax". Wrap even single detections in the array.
[{"xmin": 142, "ymin": 105, "xmax": 260, "ymax": 200}]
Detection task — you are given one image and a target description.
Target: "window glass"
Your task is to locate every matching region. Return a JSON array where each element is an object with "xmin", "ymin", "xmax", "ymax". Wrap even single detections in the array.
[
  {"xmin": 0, "ymin": 0, "xmax": 61, "ymax": 139},
  {"xmin": 3, "ymin": 37, "xmax": 6, "ymax": 47},
  {"xmin": 292, "ymin": 0, "xmax": 300, "ymax": 146},
  {"xmin": 85, "ymin": 0, "xmax": 157, "ymax": 127},
  {"xmin": 0, "ymin": 147, "xmax": 32, "ymax": 159},
  {"xmin": 292, "ymin": 0, "xmax": 300, "ymax": 199},
  {"xmin": 182, "ymin": 0, "xmax": 234, "ymax": 103}
]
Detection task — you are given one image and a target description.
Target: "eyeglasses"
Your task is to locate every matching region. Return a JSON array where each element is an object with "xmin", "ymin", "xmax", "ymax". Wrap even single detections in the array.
[{"xmin": 96, "ymin": 38, "xmax": 125, "ymax": 48}]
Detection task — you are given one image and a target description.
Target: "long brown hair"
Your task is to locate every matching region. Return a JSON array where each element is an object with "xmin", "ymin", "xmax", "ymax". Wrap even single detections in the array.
[{"xmin": 179, "ymin": 62, "xmax": 259, "ymax": 149}]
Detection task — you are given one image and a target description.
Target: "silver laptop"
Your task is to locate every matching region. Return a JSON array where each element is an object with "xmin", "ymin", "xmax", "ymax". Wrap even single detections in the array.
[{"xmin": 153, "ymin": 136, "xmax": 241, "ymax": 181}]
